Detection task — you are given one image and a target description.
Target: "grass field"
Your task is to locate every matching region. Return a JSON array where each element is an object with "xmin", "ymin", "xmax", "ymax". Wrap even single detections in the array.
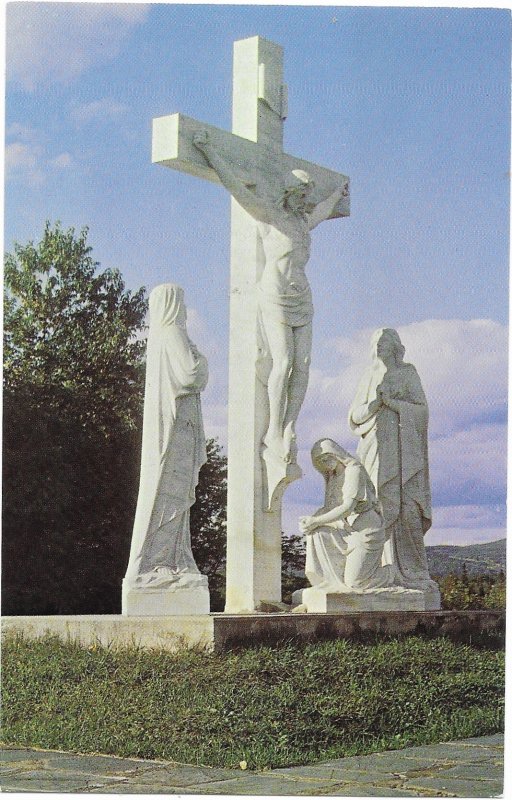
[{"xmin": 2, "ymin": 633, "xmax": 505, "ymax": 770}]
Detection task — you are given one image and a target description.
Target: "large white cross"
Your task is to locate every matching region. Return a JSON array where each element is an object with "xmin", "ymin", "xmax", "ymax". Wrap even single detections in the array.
[{"xmin": 152, "ymin": 36, "xmax": 349, "ymax": 613}]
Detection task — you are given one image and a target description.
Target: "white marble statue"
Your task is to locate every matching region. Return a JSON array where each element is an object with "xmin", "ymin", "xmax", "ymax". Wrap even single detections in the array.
[
  {"xmin": 124, "ymin": 283, "xmax": 209, "ymax": 602},
  {"xmin": 193, "ymin": 130, "xmax": 348, "ymax": 466},
  {"xmin": 348, "ymin": 328, "xmax": 436, "ymax": 590},
  {"xmin": 299, "ymin": 439, "xmax": 393, "ymax": 592}
]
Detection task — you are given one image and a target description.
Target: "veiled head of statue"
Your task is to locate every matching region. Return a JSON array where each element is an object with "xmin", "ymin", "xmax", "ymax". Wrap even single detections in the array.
[
  {"xmin": 371, "ymin": 328, "xmax": 405, "ymax": 364},
  {"xmin": 149, "ymin": 283, "xmax": 187, "ymax": 328},
  {"xmin": 311, "ymin": 438, "xmax": 354, "ymax": 475}
]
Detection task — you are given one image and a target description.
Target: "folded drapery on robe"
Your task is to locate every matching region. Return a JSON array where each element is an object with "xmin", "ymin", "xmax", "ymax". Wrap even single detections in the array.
[
  {"xmin": 348, "ymin": 329, "xmax": 434, "ymax": 589},
  {"xmin": 125, "ymin": 284, "xmax": 208, "ymax": 581}
]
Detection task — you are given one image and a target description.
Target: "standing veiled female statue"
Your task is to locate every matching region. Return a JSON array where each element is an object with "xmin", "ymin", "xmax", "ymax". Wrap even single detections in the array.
[
  {"xmin": 348, "ymin": 328, "xmax": 437, "ymax": 591},
  {"xmin": 123, "ymin": 283, "xmax": 209, "ymax": 614}
]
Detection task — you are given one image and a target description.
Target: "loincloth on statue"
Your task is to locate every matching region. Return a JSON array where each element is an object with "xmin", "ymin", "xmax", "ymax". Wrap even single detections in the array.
[{"xmin": 257, "ymin": 283, "xmax": 313, "ymax": 327}]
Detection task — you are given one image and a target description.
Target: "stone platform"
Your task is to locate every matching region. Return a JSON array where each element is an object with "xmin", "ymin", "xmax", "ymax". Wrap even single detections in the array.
[
  {"xmin": 2, "ymin": 610, "xmax": 504, "ymax": 653},
  {"xmin": 295, "ymin": 585, "xmax": 441, "ymax": 613}
]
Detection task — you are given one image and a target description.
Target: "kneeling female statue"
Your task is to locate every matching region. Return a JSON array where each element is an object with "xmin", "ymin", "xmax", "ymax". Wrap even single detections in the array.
[{"xmin": 299, "ymin": 439, "xmax": 394, "ymax": 592}]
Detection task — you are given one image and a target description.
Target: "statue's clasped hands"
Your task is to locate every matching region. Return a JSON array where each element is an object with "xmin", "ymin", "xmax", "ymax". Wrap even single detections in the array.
[
  {"xmin": 299, "ymin": 515, "xmax": 318, "ymax": 535},
  {"xmin": 379, "ymin": 386, "xmax": 400, "ymax": 412}
]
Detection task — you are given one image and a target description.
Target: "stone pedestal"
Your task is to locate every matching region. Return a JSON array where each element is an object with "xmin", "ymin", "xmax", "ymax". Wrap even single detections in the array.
[
  {"xmin": 122, "ymin": 575, "xmax": 210, "ymax": 617},
  {"xmin": 293, "ymin": 585, "xmax": 441, "ymax": 613},
  {"xmin": 3, "ymin": 610, "xmax": 504, "ymax": 653}
]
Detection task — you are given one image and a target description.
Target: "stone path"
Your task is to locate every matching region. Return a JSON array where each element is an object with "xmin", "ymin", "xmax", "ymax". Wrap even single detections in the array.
[{"xmin": 0, "ymin": 734, "xmax": 504, "ymax": 796}]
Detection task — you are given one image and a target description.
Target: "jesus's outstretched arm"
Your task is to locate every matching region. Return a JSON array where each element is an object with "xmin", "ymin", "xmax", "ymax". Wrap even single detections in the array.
[
  {"xmin": 308, "ymin": 182, "xmax": 349, "ymax": 230},
  {"xmin": 193, "ymin": 131, "xmax": 275, "ymax": 225}
]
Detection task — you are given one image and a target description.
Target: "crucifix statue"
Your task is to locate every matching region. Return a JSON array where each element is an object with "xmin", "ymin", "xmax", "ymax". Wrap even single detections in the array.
[{"xmin": 152, "ymin": 36, "xmax": 349, "ymax": 612}]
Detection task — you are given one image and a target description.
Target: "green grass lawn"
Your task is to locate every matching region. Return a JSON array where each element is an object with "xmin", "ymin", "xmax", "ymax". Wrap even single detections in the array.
[{"xmin": 2, "ymin": 634, "xmax": 505, "ymax": 770}]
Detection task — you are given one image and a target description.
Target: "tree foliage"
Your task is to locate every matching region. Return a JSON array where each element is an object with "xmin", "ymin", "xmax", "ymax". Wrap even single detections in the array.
[
  {"xmin": 3, "ymin": 223, "xmax": 148, "ymax": 614},
  {"xmin": 437, "ymin": 571, "xmax": 506, "ymax": 611},
  {"xmin": 191, "ymin": 439, "xmax": 228, "ymax": 611},
  {"xmin": 281, "ymin": 533, "xmax": 308, "ymax": 604},
  {"xmin": 4, "ymin": 221, "xmax": 147, "ymax": 431}
]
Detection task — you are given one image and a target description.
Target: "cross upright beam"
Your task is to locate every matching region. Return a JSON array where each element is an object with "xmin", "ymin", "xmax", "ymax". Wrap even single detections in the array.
[
  {"xmin": 152, "ymin": 35, "xmax": 349, "ymax": 613},
  {"xmin": 226, "ymin": 36, "xmax": 287, "ymax": 613}
]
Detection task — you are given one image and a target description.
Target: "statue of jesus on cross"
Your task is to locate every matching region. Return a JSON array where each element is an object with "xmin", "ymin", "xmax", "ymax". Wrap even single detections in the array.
[
  {"xmin": 194, "ymin": 130, "xmax": 348, "ymax": 465},
  {"xmin": 152, "ymin": 35, "xmax": 349, "ymax": 610}
]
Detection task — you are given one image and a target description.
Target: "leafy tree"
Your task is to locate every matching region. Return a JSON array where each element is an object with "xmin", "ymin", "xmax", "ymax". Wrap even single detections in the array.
[
  {"xmin": 3, "ymin": 222, "xmax": 148, "ymax": 614},
  {"xmin": 436, "ymin": 572, "xmax": 506, "ymax": 611},
  {"xmin": 190, "ymin": 439, "xmax": 228, "ymax": 611},
  {"xmin": 281, "ymin": 533, "xmax": 308, "ymax": 604},
  {"xmin": 482, "ymin": 580, "xmax": 506, "ymax": 610},
  {"xmin": 4, "ymin": 221, "xmax": 147, "ymax": 431}
]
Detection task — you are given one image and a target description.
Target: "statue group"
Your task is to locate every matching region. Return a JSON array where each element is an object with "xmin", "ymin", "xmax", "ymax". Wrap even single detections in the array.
[
  {"xmin": 122, "ymin": 35, "xmax": 439, "ymax": 616},
  {"xmin": 299, "ymin": 328, "xmax": 439, "ymax": 609},
  {"xmin": 122, "ymin": 303, "xmax": 439, "ymax": 615}
]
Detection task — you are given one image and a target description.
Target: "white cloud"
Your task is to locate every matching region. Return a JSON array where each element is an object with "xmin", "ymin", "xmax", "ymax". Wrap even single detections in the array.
[
  {"xmin": 202, "ymin": 402, "xmax": 228, "ymax": 447},
  {"xmin": 430, "ymin": 423, "xmax": 506, "ymax": 506},
  {"xmin": 7, "ymin": 3, "xmax": 149, "ymax": 90},
  {"xmin": 50, "ymin": 152, "xmax": 73, "ymax": 169},
  {"xmin": 70, "ymin": 99, "xmax": 129, "ymax": 127},
  {"xmin": 6, "ymin": 122, "xmax": 38, "ymax": 142},
  {"xmin": 425, "ymin": 527, "xmax": 506, "ymax": 547},
  {"xmin": 396, "ymin": 319, "xmax": 507, "ymax": 437},
  {"xmin": 298, "ymin": 318, "xmax": 507, "ymax": 445},
  {"xmin": 424, "ymin": 504, "xmax": 505, "ymax": 547},
  {"xmin": 5, "ymin": 141, "xmax": 44, "ymax": 186},
  {"xmin": 6, "ymin": 141, "xmax": 40, "ymax": 170},
  {"xmin": 6, "ymin": 125, "xmax": 75, "ymax": 184}
]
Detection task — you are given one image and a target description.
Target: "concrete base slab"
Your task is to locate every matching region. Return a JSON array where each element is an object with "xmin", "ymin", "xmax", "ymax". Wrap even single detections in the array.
[
  {"xmin": 1, "ymin": 614, "xmax": 215, "ymax": 652},
  {"xmin": 122, "ymin": 577, "xmax": 210, "ymax": 616},
  {"xmin": 1, "ymin": 609, "xmax": 504, "ymax": 652},
  {"xmin": 298, "ymin": 585, "xmax": 441, "ymax": 613}
]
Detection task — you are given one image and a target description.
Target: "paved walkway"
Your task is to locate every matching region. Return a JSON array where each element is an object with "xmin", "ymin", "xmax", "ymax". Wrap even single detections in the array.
[{"xmin": 0, "ymin": 734, "xmax": 504, "ymax": 796}]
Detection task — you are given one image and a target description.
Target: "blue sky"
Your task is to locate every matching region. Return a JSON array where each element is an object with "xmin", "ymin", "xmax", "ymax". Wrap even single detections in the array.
[{"xmin": 4, "ymin": 3, "xmax": 510, "ymax": 546}]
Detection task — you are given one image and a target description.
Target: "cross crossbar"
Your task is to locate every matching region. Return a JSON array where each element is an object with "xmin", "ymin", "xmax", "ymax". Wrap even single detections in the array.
[{"xmin": 153, "ymin": 113, "xmax": 349, "ymax": 219}]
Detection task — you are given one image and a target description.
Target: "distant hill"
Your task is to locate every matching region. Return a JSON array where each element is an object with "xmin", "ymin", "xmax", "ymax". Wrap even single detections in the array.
[{"xmin": 426, "ymin": 538, "xmax": 506, "ymax": 578}]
